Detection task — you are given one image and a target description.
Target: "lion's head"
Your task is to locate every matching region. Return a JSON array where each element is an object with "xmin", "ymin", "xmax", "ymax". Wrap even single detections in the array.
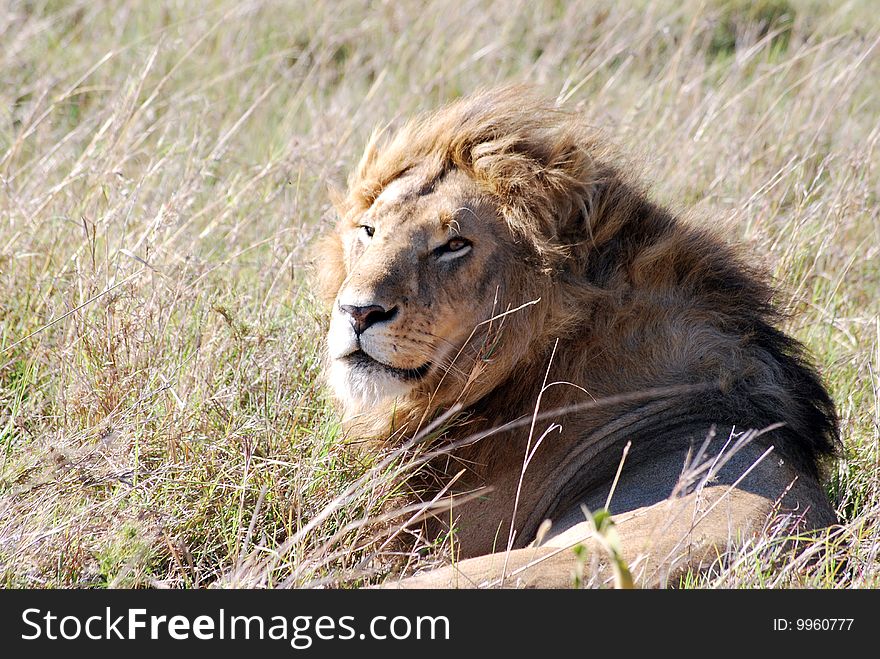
[{"xmin": 319, "ymin": 87, "xmax": 610, "ymax": 420}]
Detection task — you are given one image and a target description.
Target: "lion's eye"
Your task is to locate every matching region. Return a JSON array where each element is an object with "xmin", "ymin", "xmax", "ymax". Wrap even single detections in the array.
[
  {"xmin": 360, "ymin": 225, "xmax": 375, "ymax": 238},
  {"xmin": 435, "ymin": 237, "xmax": 472, "ymax": 262}
]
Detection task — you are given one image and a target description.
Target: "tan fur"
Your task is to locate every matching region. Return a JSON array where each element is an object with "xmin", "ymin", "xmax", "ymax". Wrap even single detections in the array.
[{"xmin": 318, "ymin": 87, "xmax": 839, "ymax": 587}]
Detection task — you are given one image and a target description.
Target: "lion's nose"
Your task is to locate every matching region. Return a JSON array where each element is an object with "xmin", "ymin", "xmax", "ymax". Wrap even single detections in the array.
[{"xmin": 339, "ymin": 303, "xmax": 398, "ymax": 335}]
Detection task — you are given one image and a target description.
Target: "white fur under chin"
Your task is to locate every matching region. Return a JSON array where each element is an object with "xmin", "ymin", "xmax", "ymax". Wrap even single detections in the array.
[{"xmin": 329, "ymin": 358, "xmax": 413, "ymax": 415}]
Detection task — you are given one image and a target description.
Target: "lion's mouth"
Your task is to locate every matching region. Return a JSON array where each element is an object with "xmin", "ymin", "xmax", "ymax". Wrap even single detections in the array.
[{"xmin": 343, "ymin": 350, "xmax": 431, "ymax": 381}]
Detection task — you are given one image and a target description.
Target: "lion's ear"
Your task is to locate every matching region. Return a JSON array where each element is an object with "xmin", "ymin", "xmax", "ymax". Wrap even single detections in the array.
[
  {"xmin": 557, "ymin": 201, "xmax": 591, "ymax": 245},
  {"xmin": 540, "ymin": 140, "xmax": 601, "ymax": 249}
]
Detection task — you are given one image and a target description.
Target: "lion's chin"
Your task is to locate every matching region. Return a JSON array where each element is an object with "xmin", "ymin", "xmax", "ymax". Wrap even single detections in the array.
[{"xmin": 329, "ymin": 357, "xmax": 416, "ymax": 415}]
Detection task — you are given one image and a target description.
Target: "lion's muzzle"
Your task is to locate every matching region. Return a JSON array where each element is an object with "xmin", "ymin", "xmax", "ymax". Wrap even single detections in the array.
[
  {"xmin": 327, "ymin": 298, "xmax": 433, "ymax": 411},
  {"xmin": 338, "ymin": 303, "xmax": 398, "ymax": 335}
]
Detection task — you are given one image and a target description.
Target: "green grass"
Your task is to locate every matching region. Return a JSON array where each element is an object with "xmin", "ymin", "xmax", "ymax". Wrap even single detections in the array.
[{"xmin": 0, "ymin": 0, "xmax": 878, "ymax": 588}]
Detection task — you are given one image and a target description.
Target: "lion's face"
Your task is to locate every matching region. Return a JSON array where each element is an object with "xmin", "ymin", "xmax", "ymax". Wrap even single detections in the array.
[{"xmin": 326, "ymin": 167, "xmax": 528, "ymax": 415}]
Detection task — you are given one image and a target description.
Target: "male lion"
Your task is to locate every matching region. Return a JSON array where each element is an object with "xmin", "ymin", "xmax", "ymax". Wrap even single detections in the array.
[{"xmin": 317, "ymin": 87, "xmax": 838, "ymax": 588}]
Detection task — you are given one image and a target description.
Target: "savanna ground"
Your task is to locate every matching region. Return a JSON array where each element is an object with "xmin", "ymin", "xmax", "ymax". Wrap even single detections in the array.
[{"xmin": 0, "ymin": 0, "xmax": 878, "ymax": 588}]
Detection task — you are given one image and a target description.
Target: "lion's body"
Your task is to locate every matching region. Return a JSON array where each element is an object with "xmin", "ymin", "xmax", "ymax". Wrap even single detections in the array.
[{"xmin": 318, "ymin": 87, "xmax": 838, "ymax": 587}]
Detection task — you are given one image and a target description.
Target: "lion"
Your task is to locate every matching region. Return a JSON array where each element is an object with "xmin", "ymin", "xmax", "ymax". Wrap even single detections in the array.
[{"xmin": 316, "ymin": 87, "xmax": 839, "ymax": 588}]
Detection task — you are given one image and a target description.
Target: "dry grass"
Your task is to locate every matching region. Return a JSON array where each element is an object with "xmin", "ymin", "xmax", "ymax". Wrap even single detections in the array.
[{"xmin": 1, "ymin": 0, "xmax": 878, "ymax": 588}]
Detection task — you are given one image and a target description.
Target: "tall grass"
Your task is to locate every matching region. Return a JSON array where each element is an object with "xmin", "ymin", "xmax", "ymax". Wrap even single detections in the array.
[{"xmin": 0, "ymin": 0, "xmax": 877, "ymax": 587}]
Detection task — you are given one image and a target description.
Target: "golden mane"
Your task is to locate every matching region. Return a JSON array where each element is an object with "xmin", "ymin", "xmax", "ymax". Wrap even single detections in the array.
[{"xmin": 335, "ymin": 87, "xmax": 615, "ymax": 268}]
